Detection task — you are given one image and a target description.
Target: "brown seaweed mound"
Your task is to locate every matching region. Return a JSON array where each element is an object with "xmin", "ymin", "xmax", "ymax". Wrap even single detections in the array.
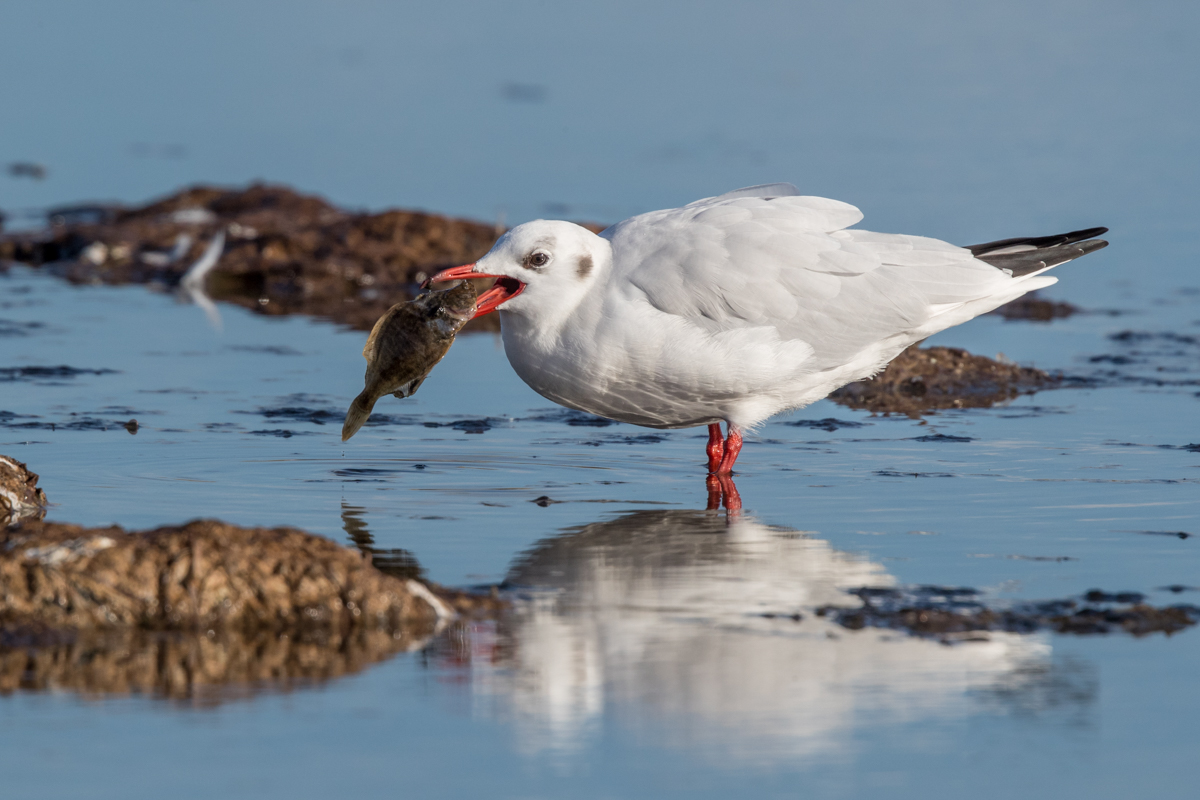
[
  {"xmin": 0, "ymin": 456, "xmax": 47, "ymax": 525},
  {"xmin": 0, "ymin": 519, "xmax": 446, "ymax": 634},
  {"xmin": 0, "ymin": 184, "xmax": 505, "ymax": 331},
  {"xmin": 830, "ymin": 345, "xmax": 1060, "ymax": 415},
  {"xmin": 992, "ymin": 292, "xmax": 1080, "ymax": 322}
]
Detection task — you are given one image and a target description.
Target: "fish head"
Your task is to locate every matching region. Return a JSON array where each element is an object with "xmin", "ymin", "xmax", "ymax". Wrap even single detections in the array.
[
  {"xmin": 428, "ymin": 221, "xmax": 610, "ymax": 327},
  {"xmin": 411, "ymin": 280, "xmax": 478, "ymax": 336}
]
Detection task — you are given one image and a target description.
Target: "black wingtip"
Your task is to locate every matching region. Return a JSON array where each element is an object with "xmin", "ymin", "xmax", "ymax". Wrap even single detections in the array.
[
  {"xmin": 965, "ymin": 226, "xmax": 1110, "ymax": 256},
  {"xmin": 1064, "ymin": 226, "xmax": 1108, "ymax": 243}
]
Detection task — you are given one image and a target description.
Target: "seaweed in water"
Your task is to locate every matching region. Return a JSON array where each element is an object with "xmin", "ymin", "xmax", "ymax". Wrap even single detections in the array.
[
  {"xmin": 911, "ymin": 433, "xmax": 975, "ymax": 443},
  {"xmin": 0, "ymin": 365, "xmax": 118, "ymax": 382},
  {"xmin": 524, "ymin": 409, "xmax": 616, "ymax": 427},
  {"xmin": 874, "ymin": 470, "xmax": 957, "ymax": 478},
  {"xmin": 249, "ymin": 429, "xmax": 316, "ymax": 438},
  {"xmin": 423, "ymin": 418, "xmax": 506, "ymax": 434},
  {"xmin": 0, "ymin": 319, "xmax": 45, "ymax": 337},
  {"xmin": 783, "ymin": 418, "xmax": 870, "ymax": 432},
  {"xmin": 817, "ymin": 585, "xmax": 1200, "ymax": 639}
]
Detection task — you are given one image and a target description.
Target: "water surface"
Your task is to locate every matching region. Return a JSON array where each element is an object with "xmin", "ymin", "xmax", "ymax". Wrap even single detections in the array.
[{"xmin": 1, "ymin": 259, "xmax": 1197, "ymax": 798}]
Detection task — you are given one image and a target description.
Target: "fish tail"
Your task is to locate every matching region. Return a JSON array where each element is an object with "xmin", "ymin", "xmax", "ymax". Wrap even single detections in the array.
[{"xmin": 342, "ymin": 392, "xmax": 377, "ymax": 441}]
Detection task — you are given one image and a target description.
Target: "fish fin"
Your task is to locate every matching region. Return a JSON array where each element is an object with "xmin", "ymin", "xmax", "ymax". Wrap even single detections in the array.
[
  {"xmin": 392, "ymin": 376, "xmax": 425, "ymax": 399},
  {"xmin": 342, "ymin": 391, "xmax": 377, "ymax": 441},
  {"xmin": 362, "ymin": 305, "xmax": 399, "ymax": 362}
]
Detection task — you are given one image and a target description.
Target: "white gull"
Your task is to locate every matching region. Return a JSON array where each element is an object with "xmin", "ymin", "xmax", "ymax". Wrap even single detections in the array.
[{"xmin": 431, "ymin": 184, "xmax": 1107, "ymax": 479}]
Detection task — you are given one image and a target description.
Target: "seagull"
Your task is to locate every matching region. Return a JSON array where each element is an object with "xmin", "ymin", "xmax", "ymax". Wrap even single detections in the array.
[{"xmin": 430, "ymin": 184, "xmax": 1107, "ymax": 482}]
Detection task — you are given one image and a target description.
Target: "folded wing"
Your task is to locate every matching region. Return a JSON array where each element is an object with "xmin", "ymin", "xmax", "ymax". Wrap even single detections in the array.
[{"xmin": 605, "ymin": 192, "xmax": 1027, "ymax": 372}]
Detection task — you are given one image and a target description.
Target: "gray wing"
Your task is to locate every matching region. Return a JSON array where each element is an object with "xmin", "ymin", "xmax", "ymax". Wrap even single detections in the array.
[{"xmin": 606, "ymin": 194, "xmax": 1018, "ymax": 371}]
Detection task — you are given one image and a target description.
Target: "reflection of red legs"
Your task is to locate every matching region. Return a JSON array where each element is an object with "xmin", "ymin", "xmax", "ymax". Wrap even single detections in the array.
[
  {"xmin": 706, "ymin": 423, "xmax": 724, "ymax": 473},
  {"xmin": 716, "ymin": 474, "xmax": 742, "ymax": 514},
  {"xmin": 705, "ymin": 474, "xmax": 742, "ymax": 516},
  {"xmin": 705, "ymin": 474, "xmax": 722, "ymax": 511}
]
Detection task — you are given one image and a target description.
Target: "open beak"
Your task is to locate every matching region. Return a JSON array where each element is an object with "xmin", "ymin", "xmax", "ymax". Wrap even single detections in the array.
[{"xmin": 426, "ymin": 264, "xmax": 525, "ymax": 318}]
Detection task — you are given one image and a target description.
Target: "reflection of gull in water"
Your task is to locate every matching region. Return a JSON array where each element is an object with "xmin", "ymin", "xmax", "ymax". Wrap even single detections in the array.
[
  {"xmin": 458, "ymin": 510, "xmax": 1058, "ymax": 762},
  {"xmin": 179, "ymin": 231, "xmax": 225, "ymax": 331}
]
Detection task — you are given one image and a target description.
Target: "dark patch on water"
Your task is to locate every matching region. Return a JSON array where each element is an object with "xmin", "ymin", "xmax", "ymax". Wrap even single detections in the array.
[
  {"xmin": 334, "ymin": 467, "xmax": 407, "ymax": 482},
  {"xmin": 423, "ymin": 418, "xmax": 506, "ymax": 434},
  {"xmin": 0, "ymin": 319, "xmax": 44, "ymax": 337},
  {"xmin": 524, "ymin": 409, "xmax": 615, "ymax": 427},
  {"xmin": 1134, "ymin": 530, "xmax": 1192, "ymax": 540},
  {"xmin": 818, "ymin": 585, "xmax": 1200, "ymax": 638},
  {"xmin": 1, "ymin": 414, "xmax": 137, "ymax": 432},
  {"xmin": 531, "ymin": 496, "xmax": 560, "ymax": 507},
  {"xmin": 255, "ymin": 406, "xmax": 342, "ymax": 425},
  {"xmin": 226, "ymin": 345, "xmax": 304, "ymax": 356},
  {"xmin": 1109, "ymin": 330, "xmax": 1200, "ymax": 346},
  {"xmin": 247, "ymin": 404, "xmax": 420, "ymax": 429},
  {"xmin": 1009, "ymin": 555, "xmax": 1077, "ymax": 562},
  {"xmin": 593, "ymin": 434, "xmax": 667, "ymax": 445},
  {"xmin": 140, "ymin": 387, "xmax": 211, "ymax": 395},
  {"xmin": 248, "ymin": 429, "xmax": 315, "ymax": 438},
  {"xmin": 911, "ymin": 433, "xmax": 975, "ymax": 443},
  {"xmin": 784, "ymin": 417, "xmax": 869, "ymax": 432},
  {"xmin": 1105, "ymin": 441, "xmax": 1200, "ymax": 453},
  {"xmin": 539, "ymin": 432, "xmax": 670, "ymax": 447},
  {"xmin": 874, "ymin": 470, "xmax": 957, "ymax": 478},
  {"xmin": 995, "ymin": 406, "xmax": 1071, "ymax": 418},
  {"xmin": 203, "ymin": 422, "xmax": 242, "ymax": 431},
  {"xmin": 1084, "ymin": 590, "xmax": 1145, "ymax": 604},
  {"xmin": 0, "ymin": 365, "xmax": 118, "ymax": 382}
]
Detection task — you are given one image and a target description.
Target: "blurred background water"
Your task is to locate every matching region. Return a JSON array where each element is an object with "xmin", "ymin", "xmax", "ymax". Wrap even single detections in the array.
[{"xmin": 2, "ymin": 2, "xmax": 1199, "ymax": 798}]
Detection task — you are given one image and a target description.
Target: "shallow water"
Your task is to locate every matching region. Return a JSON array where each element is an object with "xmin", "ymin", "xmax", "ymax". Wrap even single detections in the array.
[{"xmin": 2, "ymin": 261, "xmax": 1198, "ymax": 798}]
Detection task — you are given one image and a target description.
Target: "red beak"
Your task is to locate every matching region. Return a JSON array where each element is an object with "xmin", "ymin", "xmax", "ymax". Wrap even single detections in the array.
[{"xmin": 426, "ymin": 264, "xmax": 525, "ymax": 318}]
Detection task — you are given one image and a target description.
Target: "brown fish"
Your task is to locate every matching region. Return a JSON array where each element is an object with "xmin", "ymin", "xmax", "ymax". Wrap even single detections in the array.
[{"xmin": 342, "ymin": 281, "xmax": 477, "ymax": 441}]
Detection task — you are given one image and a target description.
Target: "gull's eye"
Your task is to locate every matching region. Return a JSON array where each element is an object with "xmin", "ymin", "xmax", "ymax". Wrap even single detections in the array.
[{"xmin": 526, "ymin": 251, "xmax": 550, "ymax": 269}]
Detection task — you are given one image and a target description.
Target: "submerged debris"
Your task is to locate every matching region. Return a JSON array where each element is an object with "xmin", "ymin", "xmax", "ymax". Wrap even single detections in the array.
[
  {"xmin": 0, "ymin": 456, "xmax": 47, "ymax": 524},
  {"xmin": 817, "ymin": 585, "xmax": 1200, "ymax": 639},
  {"xmin": 830, "ymin": 345, "xmax": 1060, "ymax": 415}
]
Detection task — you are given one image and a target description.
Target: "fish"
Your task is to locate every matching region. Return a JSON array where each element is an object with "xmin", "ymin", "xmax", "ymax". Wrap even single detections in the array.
[{"xmin": 342, "ymin": 281, "xmax": 477, "ymax": 441}]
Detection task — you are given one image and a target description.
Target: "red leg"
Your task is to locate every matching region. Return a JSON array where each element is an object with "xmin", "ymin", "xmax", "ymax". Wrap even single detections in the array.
[
  {"xmin": 715, "ymin": 426, "xmax": 742, "ymax": 475},
  {"xmin": 706, "ymin": 423, "xmax": 725, "ymax": 473}
]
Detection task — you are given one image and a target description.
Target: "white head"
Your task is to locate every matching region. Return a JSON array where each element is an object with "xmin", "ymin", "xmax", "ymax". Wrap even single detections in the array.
[{"xmin": 429, "ymin": 220, "xmax": 610, "ymax": 330}]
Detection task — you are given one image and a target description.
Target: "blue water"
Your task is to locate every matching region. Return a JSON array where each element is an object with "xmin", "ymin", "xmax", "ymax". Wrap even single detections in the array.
[{"xmin": 3, "ymin": 2, "xmax": 1200, "ymax": 797}]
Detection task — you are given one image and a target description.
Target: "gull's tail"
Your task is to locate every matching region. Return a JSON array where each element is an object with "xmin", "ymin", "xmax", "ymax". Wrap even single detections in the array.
[
  {"xmin": 966, "ymin": 226, "xmax": 1109, "ymax": 277},
  {"xmin": 342, "ymin": 391, "xmax": 378, "ymax": 442}
]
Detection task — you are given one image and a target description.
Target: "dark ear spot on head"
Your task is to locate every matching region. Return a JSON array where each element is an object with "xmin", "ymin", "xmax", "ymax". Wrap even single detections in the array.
[{"xmin": 576, "ymin": 254, "xmax": 593, "ymax": 279}]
